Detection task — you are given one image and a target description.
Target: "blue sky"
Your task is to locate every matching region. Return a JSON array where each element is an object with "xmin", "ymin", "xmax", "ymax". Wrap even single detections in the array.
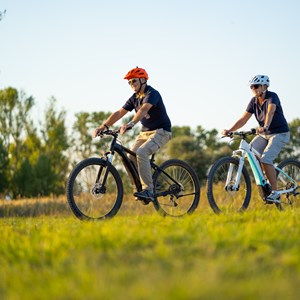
[{"xmin": 1, "ymin": 0, "xmax": 300, "ymax": 132}]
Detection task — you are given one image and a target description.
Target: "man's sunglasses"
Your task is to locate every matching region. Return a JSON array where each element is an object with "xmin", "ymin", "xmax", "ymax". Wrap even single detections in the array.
[
  {"xmin": 250, "ymin": 84, "xmax": 261, "ymax": 90},
  {"xmin": 128, "ymin": 79, "xmax": 138, "ymax": 85}
]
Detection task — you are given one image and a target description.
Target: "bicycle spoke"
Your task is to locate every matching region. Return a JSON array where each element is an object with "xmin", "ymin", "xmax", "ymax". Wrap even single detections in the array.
[
  {"xmin": 207, "ymin": 157, "xmax": 251, "ymax": 214},
  {"xmin": 67, "ymin": 158, "xmax": 123, "ymax": 220},
  {"xmin": 276, "ymin": 159, "xmax": 300, "ymax": 210},
  {"xmin": 153, "ymin": 159, "xmax": 200, "ymax": 217}
]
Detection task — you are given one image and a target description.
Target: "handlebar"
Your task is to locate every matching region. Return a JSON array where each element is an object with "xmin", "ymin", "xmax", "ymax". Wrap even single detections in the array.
[
  {"xmin": 224, "ymin": 128, "xmax": 256, "ymax": 139},
  {"xmin": 96, "ymin": 126, "xmax": 133, "ymax": 138},
  {"xmin": 97, "ymin": 129, "xmax": 120, "ymax": 138}
]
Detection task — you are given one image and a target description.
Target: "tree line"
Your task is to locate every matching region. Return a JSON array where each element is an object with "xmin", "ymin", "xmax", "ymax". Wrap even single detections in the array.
[{"xmin": 1, "ymin": 87, "xmax": 299, "ymax": 199}]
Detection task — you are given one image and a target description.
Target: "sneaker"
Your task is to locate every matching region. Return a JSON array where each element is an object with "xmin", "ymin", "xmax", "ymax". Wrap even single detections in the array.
[
  {"xmin": 135, "ymin": 197, "xmax": 151, "ymax": 205},
  {"xmin": 265, "ymin": 191, "xmax": 281, "ymax": 204},
  {"xmin": 134, "ymin": 189, "xmax": 154, "ymax": 203}
]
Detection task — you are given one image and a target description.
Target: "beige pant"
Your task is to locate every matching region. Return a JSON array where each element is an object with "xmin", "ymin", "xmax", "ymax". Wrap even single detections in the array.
[{"xmin": 129, "ymin": 128, "xmax": 172, "ymax": 191}]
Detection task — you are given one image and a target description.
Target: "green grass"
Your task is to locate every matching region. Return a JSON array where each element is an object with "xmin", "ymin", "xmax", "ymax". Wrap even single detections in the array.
[{"xmin": 1, "ymin": 196, "xmax": 300, "ymax": 299}]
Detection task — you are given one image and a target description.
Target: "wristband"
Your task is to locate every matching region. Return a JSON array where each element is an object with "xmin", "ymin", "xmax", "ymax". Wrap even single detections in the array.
[
  {"xmin": 128, "ymin": 121, "xmax": 135, "ymax": 128},
  {"xmin": 103, "ymin": 124, "xmax": 109, "ymax": 130}
]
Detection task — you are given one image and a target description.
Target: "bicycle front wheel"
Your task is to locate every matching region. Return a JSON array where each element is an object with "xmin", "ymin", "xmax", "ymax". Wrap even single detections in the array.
[
  {"xmin": 152, "ymin": 159, "xmax": 200, "ymax": 217},
  {"xmin": 66, "ymin": 157, "xmax": 123, "ymax": 220},
  {"xmin": 206, "ymin": 156, "xmax": 251, "ymax": 214},
  {"xmin": 276, "ymin": 158, "xmax": 300, "ymax": 209}
]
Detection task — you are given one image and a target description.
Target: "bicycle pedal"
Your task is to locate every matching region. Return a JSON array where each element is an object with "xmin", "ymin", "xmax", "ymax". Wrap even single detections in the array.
[
  {"xmin": 135, "ymin": 197, "xmax": 150, "ymax": 205},
  {"xmin": 264, "ymin": 200, "xmax": 274, "ymax": 205}
]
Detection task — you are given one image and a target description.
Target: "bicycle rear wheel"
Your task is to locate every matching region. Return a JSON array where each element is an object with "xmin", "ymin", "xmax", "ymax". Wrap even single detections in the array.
[
  {"xmin": 276, "ymin": 159, "xmax": 300, "ymax": 210},
  {"xmin": 152, "ymin": 159, "xmax": 200, "ymax": 217},
  {"xmin": 66, "ymin": 157, "xmax": 123, "ymax": 220},
  {"xmin": 206, "ymin": 156, "xmax": 251, "ymax": 214}
]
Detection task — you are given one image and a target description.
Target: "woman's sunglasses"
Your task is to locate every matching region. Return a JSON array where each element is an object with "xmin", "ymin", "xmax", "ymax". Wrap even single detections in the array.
[{"xmin": 250, "ymin": 84, "xmax": 261, "ymax": 90}]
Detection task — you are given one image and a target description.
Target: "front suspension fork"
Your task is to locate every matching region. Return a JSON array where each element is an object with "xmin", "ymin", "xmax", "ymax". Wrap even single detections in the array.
[
  {"xmin": 96, "ymin": 153, "xmax": 114, "ymax": 193},
  {"xmin": 225, "ymin": 157, "xmax": 244, "ymax": 191}
]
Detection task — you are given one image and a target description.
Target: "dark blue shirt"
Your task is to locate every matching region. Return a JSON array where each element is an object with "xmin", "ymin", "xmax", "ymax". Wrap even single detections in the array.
[
  {"xmin": 123, "ymin": 85, "xmax": 171, "ymax": 132},
  {"xmin": 246, "ymin": 90, "xmax": 289, "ymax": 134}
]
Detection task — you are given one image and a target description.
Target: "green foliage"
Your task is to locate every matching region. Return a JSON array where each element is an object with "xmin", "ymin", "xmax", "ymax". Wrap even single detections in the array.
[
  {"xmin": 0, "ymin": 89, "xmax": 70, "ymax": 198},
  {"xmin": 0, "ymin": 139, "xmax": 9, "ymax": 194},
  {"xmin": 0, "ymin": 86, "xmax": 299, "ymax": 198},
  {"xmin": 165, "ymin": 126, "xmax": 230, "ymax": 183},
  {"xmin": 71, "ymin": 110, "xmax": 113, "ymax": 160},
  {"xmin": 33, "ymin": 155, "xmax": 57, "ymax": 196},
  {"xmin": 166, "ymin": 135, "xmax": 208, "ymax": 182},
  {"xmin": 1, "ymin": 210, "xmax": 300, "ymax": 299},
  {"xmin": 277, "ymin": 118, "xmax": 300, "ymax": 161},
  {"xmin": 172, "ymin": 125, "xmax": 193, "ymax": 138},
  {"xmin": 40, "ymin": 98, "xmax": 69, "ymax": 195}
]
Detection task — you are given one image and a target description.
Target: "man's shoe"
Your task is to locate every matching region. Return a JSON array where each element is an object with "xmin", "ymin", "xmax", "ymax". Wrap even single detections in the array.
[
  {"xmin": 265, "ymin": 191, "xmax": 281, "ymax": 204},
  {"xmin": 134, "ymin": 190, "xmax": 154, "ymax": 203},
  {"xmin": 135, "ymin": 197, "xmax": 150, "ymax": 205}
]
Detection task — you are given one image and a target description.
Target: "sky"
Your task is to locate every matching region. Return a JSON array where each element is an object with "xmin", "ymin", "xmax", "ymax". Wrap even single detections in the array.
[{"xmin": 1, "ymin": 0, "xmax": 300, "ymax": 133}]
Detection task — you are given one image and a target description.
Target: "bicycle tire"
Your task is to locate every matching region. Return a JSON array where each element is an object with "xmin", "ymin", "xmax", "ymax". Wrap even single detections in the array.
[
  {"xmin": 66, "ymin": 157, "xmax": 123, "ymax": 220},
  {"xmin": 152, "ymin": 159, "xmax": 200, "ymax": 217},
  {"xmin": 275, "ymin": 158, "xmax": 300, "ymax": 210},
  {"xmin": 206, "ymin": 156, "xmax": 252, "ymax": 214}
]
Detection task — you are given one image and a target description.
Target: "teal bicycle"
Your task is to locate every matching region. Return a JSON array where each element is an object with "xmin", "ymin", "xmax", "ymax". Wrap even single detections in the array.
[{"xmin": 206, "ymin": 129, "xmax": 300, "ymax": 213}]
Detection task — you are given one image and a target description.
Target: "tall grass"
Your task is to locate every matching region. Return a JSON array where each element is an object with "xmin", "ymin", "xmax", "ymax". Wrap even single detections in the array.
[{"xmin": 1, "ymin": 192, "xmax": 300, "ymax": 299}]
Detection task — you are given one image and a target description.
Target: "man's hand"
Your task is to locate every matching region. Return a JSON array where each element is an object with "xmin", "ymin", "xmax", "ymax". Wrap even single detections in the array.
[
  {"xmin": 120, "ymin": 123, "xmax": 133, "ymax": 135},
  {"xmin": 221, "ymin": 129, "xmax": 231, "ymax": 136},
  {"xmin": 92, "ymin": 125, "xmax": 106, "ymax": 138},
  {"xmin": 256, "ymin": 126, "xmax": 267, "ymax": 134}
]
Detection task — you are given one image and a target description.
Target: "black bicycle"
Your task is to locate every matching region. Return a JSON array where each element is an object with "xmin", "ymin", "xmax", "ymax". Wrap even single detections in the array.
[{"xmin": 66, "ymin": 129, "xmax": 200, "ymax": 220}]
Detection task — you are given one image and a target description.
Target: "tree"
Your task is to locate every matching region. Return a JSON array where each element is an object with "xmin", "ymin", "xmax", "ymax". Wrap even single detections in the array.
[
  {"xmin": 0, "ymin": 87, "xmax": 19, "ymax": 150},
  {"xmin": 165, "ymin": 135, "xmax": 209, "ymax": 183},
  {"xmin": 71, "ymin": 111, "xmax": 112, "ymax": 161},
  {"xmin": 277, "ymin": 118, "xmax": 300, "ymax": 161},
  {"xmin": 0, "ymin": 88, "xmax": 36, "ymax": 197},
  {"xmin": 33, "ymin": 154, "xmax": 56, "ymax": 196},
  {"xmin": 40, "ymin": 97, "xmax": 69, "ymax": 195},
  {"xmin": 0, "ymin": 138, "xmax": 9, "ymax": 195},
  {"xmin": 172, "ymin": 126, "xmax": 192, "ymax": 138}
]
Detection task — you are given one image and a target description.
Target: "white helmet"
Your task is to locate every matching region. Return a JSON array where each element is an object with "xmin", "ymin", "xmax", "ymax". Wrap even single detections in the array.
[{"xmin": 249, "ymin": 75, "xmax": 270, "ymax": 87}]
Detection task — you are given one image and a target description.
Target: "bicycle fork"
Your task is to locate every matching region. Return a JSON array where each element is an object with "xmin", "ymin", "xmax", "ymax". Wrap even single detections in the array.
[
  {"xmin": 225, "ymin": 156, "xmax": 245, "ymax": 191},
  {"xmin": 92, "ymin": 152, "xmax": 114, "ymax": 196}
]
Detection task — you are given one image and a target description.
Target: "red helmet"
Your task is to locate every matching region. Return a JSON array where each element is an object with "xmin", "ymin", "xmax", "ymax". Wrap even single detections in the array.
[{"xmin": 124, "ymin": 67, "xmax": 149, "ymax": 80}]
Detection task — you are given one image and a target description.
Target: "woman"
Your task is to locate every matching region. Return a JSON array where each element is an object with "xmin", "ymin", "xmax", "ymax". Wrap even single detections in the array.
[{"xmin": 222, "ymin": 75, "xmax": 290, "ymax": 203}]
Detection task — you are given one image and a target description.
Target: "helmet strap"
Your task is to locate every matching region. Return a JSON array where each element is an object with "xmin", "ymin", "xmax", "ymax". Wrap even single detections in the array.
[{"xmin": 137, "ymin": 79, "xmax": 147, "ymax": 93}]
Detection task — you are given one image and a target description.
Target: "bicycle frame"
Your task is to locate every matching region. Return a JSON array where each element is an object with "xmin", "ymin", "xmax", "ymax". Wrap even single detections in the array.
[
  {"xmin": 227, "ymin": 139, "xmax": 265, "ymax": 190},
  {"xmin": 275, "ymin": 165, "xmax": 298, "ymax": 196},
  {"xmin": 98, "ymin": 131, "xmax": 182, "ymax": 195},
  {"xmin": 226, "ymin": 135, "xmax": 298, "ymax": 196},
  {"xmin": 99, "ymin": 134, "xmax": 142, "ymax": 192}
]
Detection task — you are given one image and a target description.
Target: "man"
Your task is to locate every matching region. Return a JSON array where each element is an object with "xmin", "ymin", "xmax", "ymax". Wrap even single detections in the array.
[
  {"xmin": 222, "ymin": 75, "xmax": 290, "ymax": 203},
  {"xmin": 93, "ymin": 67, "xmax": 172, "ymax": 203}
]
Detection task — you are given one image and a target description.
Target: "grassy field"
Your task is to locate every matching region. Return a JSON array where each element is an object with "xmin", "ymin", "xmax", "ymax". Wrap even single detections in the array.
[{"xmin": 1, "ymin": 193, "xmax": 300, "ymax": 300}]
